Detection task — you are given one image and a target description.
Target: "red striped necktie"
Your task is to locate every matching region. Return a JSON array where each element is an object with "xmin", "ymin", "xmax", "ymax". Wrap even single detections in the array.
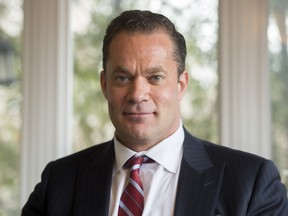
[{"xmin": 118, "ymin": 156, "xmax": 147, "ymax": 216}]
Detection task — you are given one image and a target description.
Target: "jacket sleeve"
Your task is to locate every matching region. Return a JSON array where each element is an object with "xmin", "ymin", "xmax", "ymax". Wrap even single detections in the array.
[
  {"xmin": 21, "ymin": 162, "xmax": 53, "ymax": 216},
  {"xmin": 247, "ymin": 160, "xmax": 288, "ymax": 216}
]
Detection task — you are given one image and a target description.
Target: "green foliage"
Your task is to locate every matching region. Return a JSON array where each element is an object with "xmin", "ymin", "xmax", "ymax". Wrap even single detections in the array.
[
  {"xmin": 0, "ymin": 1, "xmax": 22, "ymax": 214},
  {"xmin": 0, "ymin": 84, "xmax": 21, "ymax": 215},
  {"xmin": 270, "ymin": 0, "xmax": 288, "ymax": 186}
]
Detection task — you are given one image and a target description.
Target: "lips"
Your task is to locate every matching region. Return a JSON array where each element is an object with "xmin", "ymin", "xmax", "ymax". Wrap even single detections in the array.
[
  {"xmin": 123, "ymin": 106, "xmax": 156, "ymax": 115},
  {"xmin": 123, "ymin": 104, "xmax": 157, "ymax": 119},
  {"xmin": 123, "ymin": 112, "xmax": 154, "ymax": 116},
  {"xmin": 123, "ymin": 109, "xmax": 156, "ymax": 120}
]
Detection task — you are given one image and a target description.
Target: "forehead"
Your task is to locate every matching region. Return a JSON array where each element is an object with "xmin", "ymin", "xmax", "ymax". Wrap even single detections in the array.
[{"xmin": 108, "ymin": 31, "xmax": 174, "ymax": 60}]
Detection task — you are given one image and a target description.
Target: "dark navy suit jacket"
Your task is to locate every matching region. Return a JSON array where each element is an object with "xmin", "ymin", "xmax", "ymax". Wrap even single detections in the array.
[{"xmin": 22, "ymin": 129, "xmax": 288, "ymax": 215}]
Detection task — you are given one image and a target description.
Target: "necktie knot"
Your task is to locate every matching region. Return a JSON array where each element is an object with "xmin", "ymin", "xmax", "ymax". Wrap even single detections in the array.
[
  {"xmin": 127, "ymin": 155, "xmax": 153, "ymax": 167},
  {"xmin": 127, "ymin": 156, "xmax": 144, "ymax": 172}
]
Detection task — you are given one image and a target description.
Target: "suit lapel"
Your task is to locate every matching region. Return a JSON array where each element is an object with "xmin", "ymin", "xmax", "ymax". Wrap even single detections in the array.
[
  {"xmin": 71, "ymin": 131, "xmax": 225, "ymax": 215},
  {"xmin": 74, "ymin": 141, "xmax": 115, "ymax": 216},
  {"xmin": 174, "ymin": 130, "xmax": 225, "ymax": 216}
]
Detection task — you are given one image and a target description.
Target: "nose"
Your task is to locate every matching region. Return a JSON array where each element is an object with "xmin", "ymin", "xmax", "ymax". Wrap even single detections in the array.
[{"xmin": 127, "ymin": 77, "xmax": 150, "ymax": 104}]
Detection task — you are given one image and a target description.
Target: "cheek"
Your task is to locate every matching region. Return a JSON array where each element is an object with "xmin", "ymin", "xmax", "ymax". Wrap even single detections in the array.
[
  {"xmin": 106, "ymin": 89, "xmax": 125, "ymax": 109},
  {"xmin": 154, "ymin": 87, "xmax": 178, "ymax": 105}
]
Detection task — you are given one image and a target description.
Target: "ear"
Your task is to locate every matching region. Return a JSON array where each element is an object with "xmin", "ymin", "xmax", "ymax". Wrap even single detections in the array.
[
  {"xmin": 178, "ymin": 70, "xmax": 189, "ymax": 100},
  {"xmin": 100, "ymin": 70, "xmax": 108, "ymax": 99}
]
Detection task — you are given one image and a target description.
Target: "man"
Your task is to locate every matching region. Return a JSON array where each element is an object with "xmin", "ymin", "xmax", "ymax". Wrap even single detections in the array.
[{"xmin": 22, "ymin": 10, "xmax": 288, "ymax": 216}]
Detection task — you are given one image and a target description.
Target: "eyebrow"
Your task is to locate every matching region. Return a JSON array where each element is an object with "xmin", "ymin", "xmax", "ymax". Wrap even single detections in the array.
[
  {"xmin": 112, "ymin": 66, "xmax": 130, "ymax": 75},
  {"xmin": 146, "ymin": 66, "xmax": 167, "ymax": 75},
  {"xmin": 112, "ymin": 65, "xmax": 168, "ymax": 75}
]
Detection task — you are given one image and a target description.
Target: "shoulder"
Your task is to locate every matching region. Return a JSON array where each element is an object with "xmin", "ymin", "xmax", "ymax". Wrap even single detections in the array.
[
  {"xmin": 184, "ymin": 130, "xmax": 276, "ymax": 178},
  {"xmin": 40, "ymin": 141, "xmax": 114, "ymax": 192},
  {"xmin": 182, "ymin": 128, "xmax": 272, "ymax": 176},
  {"xmin": 53, "ymin": 140, "xmax": 113, "ymax": 165},
  {"xmin": 184, "ymin": 128, "xmax": 266, "ymax": 166},
  {"xmin": 183, "ymin": 129, "xmax": 288, "ymax": 213},
  {"xmin": 200, "ymin": 138, "xmax": 274, "ymax": 179},
  {"xmin": 22, "ymin": 141, "xmax": 115, "ymax": 215},
  {"xmin": 203, "ymin": 142, "xmax": 288, "ymax": 214},
  {"xmin": 191, "ymin": 135, "xmax": 285, "ymax": 194},
  {"xmin": 203, "ymin": 139, "xmax": 265, "ymax": 165},
  {"xmin": 43, "ymin": 140, "xmax": 114, "ymax": 177}
]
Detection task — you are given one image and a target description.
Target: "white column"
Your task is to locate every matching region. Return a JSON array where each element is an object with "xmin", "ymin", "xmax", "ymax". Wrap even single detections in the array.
[
  {"xmin": 20, "ymin": 0, "xmax": 72, "ymax": 206},
  {"xmin": 219, "ymin": 0, "xmax": 271, "ymax": 158}
]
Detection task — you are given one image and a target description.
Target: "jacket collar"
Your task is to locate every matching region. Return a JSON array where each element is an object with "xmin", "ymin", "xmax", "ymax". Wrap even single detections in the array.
[
  {"xmin": 73, "ymin": 129, "xmax": 225, "ymax": 216},
  {"xmin": 174, "ymin": 129, "xmax": 225, "ymax": 216},
  {"xmin": 74, "ymin": 141, "xmax": 115, "ymax": 216}
]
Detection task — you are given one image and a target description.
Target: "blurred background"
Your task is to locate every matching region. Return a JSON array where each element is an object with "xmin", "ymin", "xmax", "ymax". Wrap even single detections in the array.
[{"xmin": 0, "ymin": 0, "xmax": 287, "ymax": 215}]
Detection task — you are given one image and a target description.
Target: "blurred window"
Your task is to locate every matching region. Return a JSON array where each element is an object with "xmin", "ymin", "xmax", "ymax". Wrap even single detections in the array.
[
  {"xmin": 268, "ymin": 0, "xmax": 288, "ymax": 189},
  {"xmin": 0, "ymin": 0, "xmax": 23, "ymax": 215}
]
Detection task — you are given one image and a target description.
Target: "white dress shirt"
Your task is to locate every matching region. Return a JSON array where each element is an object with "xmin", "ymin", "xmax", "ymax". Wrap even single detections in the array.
[{"xmin": 109, "ymin": 123, "xmax": 184, "ymax": 216}]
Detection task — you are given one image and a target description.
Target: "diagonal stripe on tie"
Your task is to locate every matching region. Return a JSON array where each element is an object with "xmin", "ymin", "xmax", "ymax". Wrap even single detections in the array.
[{"xmin": 118, "ymin": 156, "xmax": 144, "ymax": 216}]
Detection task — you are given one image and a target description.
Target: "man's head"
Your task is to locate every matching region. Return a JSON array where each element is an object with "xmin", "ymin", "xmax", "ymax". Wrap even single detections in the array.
[
  {"xmin": 102, "ymin": 10, "xmax": 187, "ymax": 77},
  {"xmin": 101, "ymin": 10, "xmax": 189, "ymax": 151}
]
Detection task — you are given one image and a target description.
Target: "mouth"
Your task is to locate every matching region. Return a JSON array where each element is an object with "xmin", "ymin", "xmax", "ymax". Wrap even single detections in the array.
[
  {"xmin": 123, "ymin": 111, "xmax": 156, "ymax": 121},
  {"xmin": 123, "ymin": 104, "xmax": 157, "ymax": 121},
  {"xmin": 123, "ymin": 112, "xmax": 154, "ymax": 117}
]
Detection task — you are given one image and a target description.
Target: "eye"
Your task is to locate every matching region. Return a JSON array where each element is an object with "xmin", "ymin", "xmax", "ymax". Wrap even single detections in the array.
[
  {"xmin": 150, "ymin": 75, "xmax": 164, "ymax": 82},
  {"xmin": 114, "ymin": 75, "xmax": 129, "ymax": 83}
]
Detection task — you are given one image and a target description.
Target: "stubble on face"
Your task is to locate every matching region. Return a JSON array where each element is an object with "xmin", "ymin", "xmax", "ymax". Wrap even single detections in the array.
[{"xmin": 101, "ymin": 31, "xmax": 188, "ymax": 151}]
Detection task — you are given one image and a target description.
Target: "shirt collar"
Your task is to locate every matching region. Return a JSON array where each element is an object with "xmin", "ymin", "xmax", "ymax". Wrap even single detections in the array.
[{"xmin": 113, "ymin": 121, "xmax": 184, "ymax": 174}]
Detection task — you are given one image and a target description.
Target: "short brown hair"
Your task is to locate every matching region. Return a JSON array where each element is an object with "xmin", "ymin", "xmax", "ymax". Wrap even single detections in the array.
[{"xmin": 102, "ymin": 10, "xmax": 187, "ymax": 76}]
